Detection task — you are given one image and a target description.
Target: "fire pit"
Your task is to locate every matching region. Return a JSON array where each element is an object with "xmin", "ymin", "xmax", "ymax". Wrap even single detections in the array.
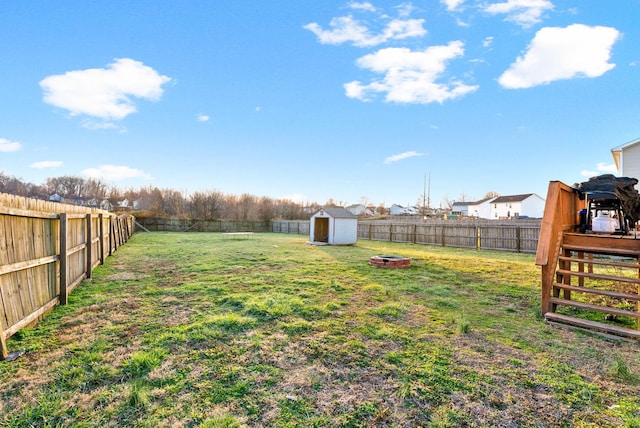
[{"xmin": 369, "ymin": 255, "xmax": 411, "ymax": 269}]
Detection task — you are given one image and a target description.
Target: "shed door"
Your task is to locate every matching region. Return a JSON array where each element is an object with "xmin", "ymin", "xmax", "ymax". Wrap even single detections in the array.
[{"xmin": 314, "ymin": 218, "xmax": 329, "ymax": 242}]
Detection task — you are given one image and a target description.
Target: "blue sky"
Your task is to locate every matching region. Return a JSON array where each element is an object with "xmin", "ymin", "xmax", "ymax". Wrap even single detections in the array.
[{"xmin": 1, "ymin": 1, "xmax": 639, "ymax": 208}]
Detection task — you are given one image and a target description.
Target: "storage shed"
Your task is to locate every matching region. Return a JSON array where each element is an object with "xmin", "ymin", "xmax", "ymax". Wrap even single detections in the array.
[{"xmin": 309, "ymin": 207, "xmax": 357, "ymax": 245}]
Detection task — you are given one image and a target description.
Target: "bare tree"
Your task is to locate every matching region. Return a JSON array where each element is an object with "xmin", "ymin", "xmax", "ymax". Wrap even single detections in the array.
[
  {"xmin": 190, "ymin": 190, "xmax": 225, "ymax": 219},
  {"xmin": 257, "ymin": 196, "xmax": 275, "ymax": 221},
  {"xmin": 85, "ymin": 178, "xmax": 109, "ymax": 199},
  {"xmin": 162, "ymin": 189, "xmax": 187, "ymax": 216},
  {"xmin": 441, "ymin": 195, "xmax": 454, "ymax": 210}
]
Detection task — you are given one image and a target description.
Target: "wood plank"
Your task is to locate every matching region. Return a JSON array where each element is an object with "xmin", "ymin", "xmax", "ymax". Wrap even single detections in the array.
[
  {"xmin": 555, "ymin": 269, "xmax": 640, "ymax": 284},
  {"xmin": 549, "ymin": 297, "xmax": 640, "ymax": 319},
  {"xmin": 59, "ymin": 213, "xmax": 68, "ymax": 305},
  {"xmin": 3, "ymin": 297, "xmax": 59, "ymax": 339},
  {"xmin": 0, "ymin": 319, "xmax": 8, "ymax": 359},
  {"xmin": 86, "ymin": 214, "xmax": 92, "ymax": 280},
  {"xmin": 562, "ymin": 233, "xmax": 640, "ymax": 257},
  {"xmin": 545, "ymin": 312, "xmax": 640, "ymax": 340},
  {"xmin": 558, "ymin": 255, "xmax": 640, "ymax": 270},
  {"xmin": 0, "ymin": 205, "xmax": 59, "ymax": 219},
  {"xmin": 0, "ymin": 255, "xmax": 58, "ymax": 276},
  {"xmin": 552, "ymin": 283, "xmax": 640, "ymax": 302}
]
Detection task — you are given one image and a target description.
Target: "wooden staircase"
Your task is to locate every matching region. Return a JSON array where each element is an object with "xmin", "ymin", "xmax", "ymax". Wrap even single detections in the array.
[{"xmin": 536, "ymin": 182, "xmax": 640, "ymax": 340}]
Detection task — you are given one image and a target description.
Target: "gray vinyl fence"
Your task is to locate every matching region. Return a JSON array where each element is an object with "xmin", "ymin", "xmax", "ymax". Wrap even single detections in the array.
[{"xmin": 271, "ymin": 219, "xmax": 541, "ymax": 253}]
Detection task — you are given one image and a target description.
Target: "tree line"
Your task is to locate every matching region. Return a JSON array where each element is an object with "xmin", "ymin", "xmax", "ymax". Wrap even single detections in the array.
[{"xmin": 0, "ymin": 172, "xmax": 315, "ymax": 220}]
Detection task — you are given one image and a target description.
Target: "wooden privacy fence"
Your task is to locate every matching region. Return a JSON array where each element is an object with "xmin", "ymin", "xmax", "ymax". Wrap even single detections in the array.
[
  {"xmin": 271, "ymin": 220, "xmax": 311, "ymax": 235},
  {"xmin": 136, "ymin": 217, "xmax": 271, "ymax": 233},
  {"xmin": 358, "ymin": 221, "xmax": 540, "ymax": 253},
  {"xmin": 271, "ymin": 219, "xmax": 540, "ymax": 253},
  {"xmin": 0, "ymin": 193, "xmax": 134, "ymax": 359}
]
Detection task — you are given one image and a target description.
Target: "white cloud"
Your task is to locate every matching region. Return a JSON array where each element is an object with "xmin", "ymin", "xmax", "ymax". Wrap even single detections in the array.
[
  {"xmin": 39, "ymin": 58, "xmax": 172, "ymax": 121},
  {"xmin": 82, "ymin": 164, "xmax": 152, "ymax": 181},
  {"xmin": 348, "ymin": 1, "xmax": 377, "ymax": 12},
  {"xmin": 303, "ymin": 12, "xmax": 426, "ymax": 47},
  {"xmin": 483, "ymin": 0, "xmax": 554, "ymax": 28},
  {"xmin": 0, "ymin": 138, "xmax": 22, "ymax": 152},
  {"xmin": 482, "ymin": 36, "xmax": 494, "ymax": 48},
  {"xmin": 197, "ymin": 114, "xmax": 210, "ymax": 122},
  {"xmin": 580, "ymin": 162, "xmax": 618, "ymax": 177},
  {"xmin": 499, "ymin": 24, "xmax": 620, "ymax": 89},
  {"xmin": 30, "ymin": 160, "xmax": 63, "ymax": 168},
  {"xmin": 281, "ymin": 193, "xmax": 307, "ymax": 203},
  {"xmin": 384, "ymin": 151, "xmax": 425, "ymax": 164},
  {"xmin": 345, "ymin": 42, "xmax": 479, "ymax": 103},
  {"xmin": 441, "ymin": 0, "xmax": 465, "ymax": 11}
]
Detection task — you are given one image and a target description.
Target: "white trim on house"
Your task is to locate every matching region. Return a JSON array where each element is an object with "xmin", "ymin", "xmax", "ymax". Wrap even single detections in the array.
[{"xmin": 611, "ymin": 138, "xmax": 640, "ymax": 184}]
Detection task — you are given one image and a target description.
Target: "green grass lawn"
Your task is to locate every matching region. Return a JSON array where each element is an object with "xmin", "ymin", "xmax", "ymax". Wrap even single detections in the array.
[{"xmin": 1, "ymin": 232, "xmax": 639, "ymax": 427}]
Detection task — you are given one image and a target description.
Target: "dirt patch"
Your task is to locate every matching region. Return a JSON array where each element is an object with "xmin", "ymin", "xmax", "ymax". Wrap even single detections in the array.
[{"xmin": 106, "ymin": 272, "xmax": 150, "ymax": 281}]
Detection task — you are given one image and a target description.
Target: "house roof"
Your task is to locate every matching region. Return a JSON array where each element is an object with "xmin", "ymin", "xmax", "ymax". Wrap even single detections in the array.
[
  {"xmin": 492, "ymin": 194, "xmax": 534, "ymax": 203},
  {"xmin": 315, "ymin": 207, "xmax": 357, "ymax": 219},
  {"xmin": 611, "ymin": 137, "xmax": 640, "ymax": 152},
  {"xmin": 453, "ymin": 197, "xmax": 495, "ymax": 207},
  {"xmin": 610, "ymin": 137, "xmax": 640, "ymax": 171}
]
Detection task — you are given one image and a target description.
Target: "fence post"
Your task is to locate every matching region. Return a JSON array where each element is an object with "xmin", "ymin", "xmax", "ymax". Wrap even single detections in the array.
[
  {"xmin": 441, "ymin": 225, "xmax": 446, "ymax": 246},
  {"xmin": 59, "ymin": 213, "xmax": 68, "ymax": 305},
  {"xmin": 413, "ymin": 224, "xmax": 417, "ymax": 243},
  {"xmin": 85, "ymin": 214, "xmax": 92, "ymax": 280},
  {"xmin": 389, "ymin": 224, "xmax": 393, "ymax": 242},
  {"xmin": 0, "ymin": 315, "xmax": 8, "ymax": 359},
  {"xmin": 476, "ymin": 226, "xmax": 481, "ymax": 250},
  {"xmin": 109, "ymin": 216, "xmax": 114, "ymax": 255},
  {"xmin": 99, "ymin": 214, "xmax": 105, "ymax": 265},
  {"xmin": 516, "ymin": 226, "xmax": 521, "ymax": 253}
]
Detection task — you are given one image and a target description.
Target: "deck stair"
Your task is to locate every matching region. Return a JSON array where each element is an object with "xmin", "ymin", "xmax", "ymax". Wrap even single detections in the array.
[{"xmin": 536, "ymin": 181, "xmax": 640, "ymax": 340}]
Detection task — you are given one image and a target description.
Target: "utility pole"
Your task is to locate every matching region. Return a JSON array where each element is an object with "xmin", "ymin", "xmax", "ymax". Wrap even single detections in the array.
[
  {"xmin": 422, "ymin": 172, "xmax": 431, "ymax": 216},
  {"xmin": 427, "ymin": 172, "xmax": 431, "ymax": 210}
]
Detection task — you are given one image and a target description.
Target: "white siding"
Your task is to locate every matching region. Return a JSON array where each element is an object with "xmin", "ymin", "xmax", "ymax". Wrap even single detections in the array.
[
  {"xmin": 622, "ymin": 143, "xmax": 640, "ymax": 183},
  {"xmin": 331, "ymin": 218, "xmax": 358, "ymax": 245},
  {"xmin": 520, "ymin": 195, "xmax": 545, "ymax": 218}
]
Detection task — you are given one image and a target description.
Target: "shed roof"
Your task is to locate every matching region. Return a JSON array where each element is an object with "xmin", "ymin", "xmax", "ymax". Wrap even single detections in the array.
[
  {"xmin": 492, "ymin": 194, "xmax": 534, "ymax": 203},
  {"xmin": 315, "ymin": 207, "xmax": 357, "ymax": 219}
]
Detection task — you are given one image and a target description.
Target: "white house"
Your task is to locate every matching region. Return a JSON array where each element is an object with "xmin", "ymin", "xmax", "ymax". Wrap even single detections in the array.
[
  {"xmin": 347, "ymin": 204, "xmax": 366, "ymax": 216},
  {"xmin": 390, "ymin": 204, "xmax": 419, "ymax": 215},
  {"xmin": 611, "ymin": 138, "xmax": 640, "ymax": 184},
  {"xmin": 490, "ymin": 194, "xmax": 545, "ymax": 219},
  {"xmin": 453, "ymin": 197, "xmax": 495, "ymax": 218},
  {"xmin": 309, "ymin": 207, "xmax": 357, "ymax": 245}
]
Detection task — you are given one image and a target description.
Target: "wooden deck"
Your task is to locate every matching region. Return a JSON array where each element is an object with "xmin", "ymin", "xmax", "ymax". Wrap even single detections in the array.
[{"xmin": 536, "ymin": 182, "xmax": 640, "ymax": 339}]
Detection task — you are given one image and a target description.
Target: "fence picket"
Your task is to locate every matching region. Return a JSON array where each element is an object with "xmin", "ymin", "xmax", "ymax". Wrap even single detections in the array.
[{"xmin": 0, "ymin": 193, "xmax": 134, "ymax": 360}]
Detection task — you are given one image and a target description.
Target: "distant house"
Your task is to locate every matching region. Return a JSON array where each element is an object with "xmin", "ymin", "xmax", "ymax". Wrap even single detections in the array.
[
  {"xmin": 390, "ymin": 204, "xmax": 419, "ymax": 215},
  {"xmin": 100, "ymin": 200, "xmax": 114, "ymax": 211},
  {"xmin": 470, "ymin": 198, "xmax": 495, "ymax": 218},
  {"xmin": 347, "ymin": 204, "xmax": 366, "ymax": 216},
  {"xmin": 86, "ymin": 198, "xmax": 100, "ymax": 208},
  {"xmin": 346, "ymin": 204, "xmax": 376, "ymax": 216},
  {"xmin": 49, "ymin": 193, "xmax": 64, "ymax": 203},
  {"xmin": 451, "ymin": 201, "xmax": 469, "ymax": 216},
  {"xmin": 309, "ymin": 207, "xmax": 357, "ymax": 245},
  {"xmin": 390, "ymin": 204, "xmax": 405, "ymax": 215},
  {"xmin": 490, "ymin": 194, "xmax": 545, "ymax": 219},
  {"xmin": 611, "ymin": 138, "xmax": 640, "ymax": 184}
]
